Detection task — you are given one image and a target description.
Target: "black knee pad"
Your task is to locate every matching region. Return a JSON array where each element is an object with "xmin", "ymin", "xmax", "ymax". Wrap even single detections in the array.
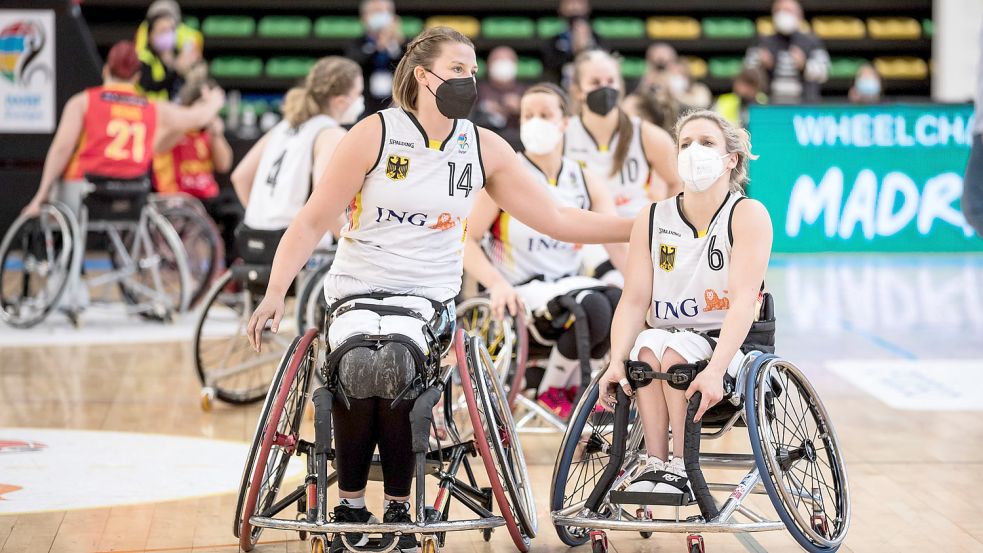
[{"xmin": 338, "ymin": 343, "xmax": 418, "ymax": 400}]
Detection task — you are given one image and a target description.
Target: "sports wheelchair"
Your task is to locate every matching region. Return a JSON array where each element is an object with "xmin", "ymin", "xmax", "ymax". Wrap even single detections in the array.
[
  {"xmin": 149, "ymin": 192, "xmax": 225, "ymax": 309},
  {"xmin": 193, "ymin": 224, "xmax": 333, "ymax": 410},
  {"xmin": 0, "ymin": 176, "xmax": 192, "ymax": 328},
  {"xmin": 549, "ymin": 295, "xmax": 850, "ymax": 553},
  {"xmin": 235, "ymin": 293, "xmax": 536, "ymax": 553},
  {"xmin": 456, "ymin": 285, "xmax": 618, "ymax": 434}
]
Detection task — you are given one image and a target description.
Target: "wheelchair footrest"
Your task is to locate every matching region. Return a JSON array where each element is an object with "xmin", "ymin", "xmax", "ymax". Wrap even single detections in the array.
[{"xmin": 609, "ymin": 490, "xmax": 695, "ymax": 507}]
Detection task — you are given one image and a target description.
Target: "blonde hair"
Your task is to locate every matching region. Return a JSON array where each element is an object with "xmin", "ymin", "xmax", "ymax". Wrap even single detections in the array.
[
  {"xmin": 391, "ymin": 26, "xmax": 474, "ymax": 111},
  {"xmin": 572, "ymin": 50, "xmax": 632, "ymax": 179},
  {"xmin": 282, "ymin": 56, "xmax": 361, "ymax": 128},
  {"xmin": 674, "ymin": 109, "xmax": 758, "ymax": 192}
]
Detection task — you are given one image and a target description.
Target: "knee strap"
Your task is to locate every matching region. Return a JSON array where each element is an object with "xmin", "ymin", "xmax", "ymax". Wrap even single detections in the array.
[{"xmin": 625, "ymin": 360, "xmax": 709, "ymax": 391}]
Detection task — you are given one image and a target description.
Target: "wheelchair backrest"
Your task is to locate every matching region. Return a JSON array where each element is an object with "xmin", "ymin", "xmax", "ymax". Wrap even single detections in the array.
[
  {"xmin": 83, "ymin": 174, "xmax": 151, "ymax": 222},
  {"xmin": 234, "ymin": 224, "xmax": 286, "ymax": 266}
]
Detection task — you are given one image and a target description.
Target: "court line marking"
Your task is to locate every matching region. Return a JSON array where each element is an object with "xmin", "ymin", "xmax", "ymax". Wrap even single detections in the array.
[{"xmin": 840, "ymin": 320, "xmax": 919, "ymax": 360}]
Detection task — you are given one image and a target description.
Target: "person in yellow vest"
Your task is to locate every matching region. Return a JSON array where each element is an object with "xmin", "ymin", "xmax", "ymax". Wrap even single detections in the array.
[
  {"xmin": 134, "ymin": 0, "xmax": 203, "ymax": 100},
  {"xmin": 713, "ymin": 67, "xmax": 768, "ymax": 129}
]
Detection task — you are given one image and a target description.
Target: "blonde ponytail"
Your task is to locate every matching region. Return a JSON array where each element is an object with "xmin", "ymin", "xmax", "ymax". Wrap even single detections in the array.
[{"xmin": 281, "ymin": 56, "xmax": 361, "ymax": 128}]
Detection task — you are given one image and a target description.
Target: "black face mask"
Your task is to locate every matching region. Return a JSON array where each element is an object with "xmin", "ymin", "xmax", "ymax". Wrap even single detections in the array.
[
  {"xmin": 426, "ymin": 69, "xmax": 477, "ymax": 119},
  {"xmin": 585, "ymin": 86, "xmax": 619, "ymax": 116},
  {"xmin": 652, "ymin": 62, "xmax": 668, "ymax": 72}
]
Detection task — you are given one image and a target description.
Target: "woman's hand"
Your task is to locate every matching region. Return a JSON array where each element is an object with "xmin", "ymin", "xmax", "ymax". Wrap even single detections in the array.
[
  {"xmin": 488, "ymin": 282, "xmax": 522, "ymax": 321},
  {"xmin": 246, "ymin": 294, "xmax": 286, "ymax": 353},
  {"xmin": 21, "ymin": 197, "xmax": 45, "ymax": 218},
  {"xmin": 598, "ymin": 361, "xmax": 633, "ymax": 412},
  {"xmin": 685, "ymin": 368, "xmax": 726, "ymax": 422}
]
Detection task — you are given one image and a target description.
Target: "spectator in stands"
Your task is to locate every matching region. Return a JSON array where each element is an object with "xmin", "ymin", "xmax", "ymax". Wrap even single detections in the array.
[
  {"xmin": 961, "ymin": 25, "xmax": 983, "ymax": 237},
  {"xmin": 544, "ymin": 0, "xmax": 601, "ymax": 87},
  {"xmin": 637, "ymin": 43, "xmax": 678, "ymax": 92},
  {"xmin": 623, "ymin": 83, "xmax": 679, "ymax": 133},
  {"xmin": 345, "ymin": 0, "xmax": 406, "ymax": 115},
  {"xmin": 667, "ymin": 58, "xmax": 712, "ymax": 110},
  {"xmin": 476, "ymin": 46, "xmax": 527, "ymax": 147},
  {"xmin": 714, "ymin": 67, "xmax": 768, "ymax": 128},
  {"xmin": 848, "ymin": 64, "xmax": 883, "ymax": 104},
  {"xmin": 635, "ymin": 43, "xmax": 711, "ymax": 111},
  {"xmin": 136, "ymin": 0, "xmax": 202, "ymax": 101},
  {"xmin": 744, "ymin": 0, "xmax": 829, "ymax": 104}
]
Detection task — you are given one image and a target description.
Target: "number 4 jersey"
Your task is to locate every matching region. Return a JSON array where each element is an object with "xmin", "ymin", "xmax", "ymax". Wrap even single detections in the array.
[
  {"xmin": 646, "ymin": 192, "xmax": 746, "ymax": 331},
  {"xmin": 332, "ymin": 108, "xmax": 485, "ymax": 293},
  {"xmin": 63, "ymin": 84, "xmax": 157, "ymax": 181}
]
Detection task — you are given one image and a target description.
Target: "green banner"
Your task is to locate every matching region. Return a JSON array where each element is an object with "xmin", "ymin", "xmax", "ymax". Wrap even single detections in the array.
[{"xmin": 748, "ymin": 104, "xmax": 979, "ymax": 252}]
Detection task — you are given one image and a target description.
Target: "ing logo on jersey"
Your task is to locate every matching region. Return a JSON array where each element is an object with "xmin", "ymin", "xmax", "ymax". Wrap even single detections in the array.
[
  {"xmin": 386, "ymin": 155, "xmax": 410, "ymax": 181},
  {"xmin": 659, "ymin": 244, "xmax": 676, "ymax": 272}
]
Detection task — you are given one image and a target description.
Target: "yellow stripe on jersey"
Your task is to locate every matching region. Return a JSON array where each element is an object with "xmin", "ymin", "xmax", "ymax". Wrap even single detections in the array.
[
  {"xmin": 500, "ymin": 212, "xmax": 514, "ymax": 268},
  {"xmin": 349, "ymin": 192, "xmax": 364, "ymax": 231},
  {"xmin": 698, "ymin": 229, "xmax": 707, "ymax": 238},
  {"xmin": 598, "ymin": 145, "xmax": 609, "ymax": 153},
  {"xmin": 428, "ymin": 139, "xmax": 442, "ymax": 150}
]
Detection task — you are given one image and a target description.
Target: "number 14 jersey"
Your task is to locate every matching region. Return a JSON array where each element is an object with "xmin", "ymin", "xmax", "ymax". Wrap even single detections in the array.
[{"xmin": 333, "ymin": 108, "xmax": 486, "ymax": 294}]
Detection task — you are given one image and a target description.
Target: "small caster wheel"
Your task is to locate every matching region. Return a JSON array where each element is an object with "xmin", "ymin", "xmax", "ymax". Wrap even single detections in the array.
[
  {"xmin": 687, "ymin": 534, "xmax": 705, "ymax": 553},
  {"xmin": 200, "ymin": 388, "xmax": 215, "ymax": 411},
  {"xmin": 589, "ymin": 530, "xmax": 608, "ymax": 553},
  {"xmin": 311, "ymin": 535, "xmax": 326, "ymax": 553},
  {"xmin": 299, "ymin": 530, "xmax": 308, "ymax": 541},
  {"xmin": 636, "ymin": 507, "xmax": 652, "ymax": 538},
  {"xmin": 812, "ymin": 514, "xmax": 829, "ymax": 538},
  {"xmin": 420, "ymin": 536, "xmax": 438, "ymax": 553},
  {"xmin": 640, "ymin": 532, "xmax": 652, "ymax": 538},
  {"xmin": 482, "ymin": 528, "xmax": 492, "ymax": 542}
]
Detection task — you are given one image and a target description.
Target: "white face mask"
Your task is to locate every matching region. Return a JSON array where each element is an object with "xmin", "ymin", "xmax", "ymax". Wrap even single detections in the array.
[
  {"xmin": 669, "ymin": 74, "xmax": 689, "ymax": 94},
  {"xmin": 520, "ymin": 117, "xmax": 563, "ymax": 155},
  {"xmin": 339, "ymin": 95, "xmax": 365, "ymax": 125},
  {"xmin": 366, "ymin": 11, "xmax": 393, "ymax": 32},
  {"xmin": 677, "ymin": 143, "xmax": 731, "ymax": 192},
  {"xmin": 773, "ymin": 11, "xmax": 799, "ymax": 35},
  {"xmin": 489, "ymin": 60, "xmax": 518, "ymax": 83}
]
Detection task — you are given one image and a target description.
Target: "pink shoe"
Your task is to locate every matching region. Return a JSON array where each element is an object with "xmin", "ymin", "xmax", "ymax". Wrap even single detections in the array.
[{"xmin": 538, "ymin": 387, "xmax": 574, "ymax": 419}]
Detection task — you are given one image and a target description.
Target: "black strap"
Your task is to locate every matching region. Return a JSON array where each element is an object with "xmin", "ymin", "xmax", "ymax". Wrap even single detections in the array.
[
  {"xmin": 332, "ymin": 302, "xmax": 428, "ymax": 322},
  {"xmin": 647, "ymin": 202, "xmax": 657, "ymax": 252},
  {"xmin": 634, "ymin": 470, "xmax": 690, "ymax": 492}
]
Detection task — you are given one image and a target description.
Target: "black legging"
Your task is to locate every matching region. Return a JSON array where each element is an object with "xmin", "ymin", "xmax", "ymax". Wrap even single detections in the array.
[
  {"xmin": 333, "ymin": 396, "xmax": 415, "ymax": 497},
  {"xmin": 554, "ymin": 288, "xmax": 622, "ymax": 360}
]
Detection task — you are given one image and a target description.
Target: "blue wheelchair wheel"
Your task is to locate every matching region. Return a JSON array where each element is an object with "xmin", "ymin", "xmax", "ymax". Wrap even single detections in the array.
[{"xmin": 745, "ymin": 355, "xmax": 851, "ymax": 552}]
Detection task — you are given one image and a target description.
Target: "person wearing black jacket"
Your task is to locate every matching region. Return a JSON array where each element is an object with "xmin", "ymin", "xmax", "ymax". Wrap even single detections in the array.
[
  {"xmin": 543, "ymin": 0, "xmax": 602, "ymax": 88},
  {"xmin": 344, "ymin": 0, "xmax": 406, "ymax": 116},
  {"xmin": 744, "ymin": 0, "xmax": 829, "ymax": 104}
]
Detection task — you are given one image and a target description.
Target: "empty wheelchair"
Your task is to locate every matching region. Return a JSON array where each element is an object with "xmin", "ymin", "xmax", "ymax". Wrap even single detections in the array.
[
  {"xmin": 0, "ymin": 176, "xmax": 192, "ymax": 328},
  {"xmin": 549, "ymin": 295, "xmax": 850, "ymax": 553},
  {"xmin": 192, "ymin": 224, "xmax": 333, "ymax": 410},
  {"xmin": 234, "ymin": 292, "xmax": 536, "ymax": 553}
]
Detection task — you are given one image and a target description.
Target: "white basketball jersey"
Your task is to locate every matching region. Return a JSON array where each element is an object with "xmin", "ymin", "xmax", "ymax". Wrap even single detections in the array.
[
  {"xmin": 243, "ymin": 115, "xmax": 337, "ymax": 230},
  {"xmin": 330, "ymin": 108, "xmax": 485, "ymax": 295},
  {"xmin": 487, "ymin": 154, "xmax": 590, "ymax": 285},
  {"xmin": 564, "ymin": 115, "xmax": 650, "ymax": 218},
  {"xmin": 646, "ymin": 192, "xmax": 746, "ymax": 331}
]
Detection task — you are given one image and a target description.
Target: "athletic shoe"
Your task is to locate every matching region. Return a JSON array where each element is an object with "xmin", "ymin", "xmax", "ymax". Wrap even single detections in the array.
[
  {"xmin": 329, "ymin": 504, "xmax": 376, "ymax": 552},
  {"xmin": 625, "ymin": 456, "xmax": 667, "ymax": 493},
  {"xmin": 380, "ymin": 501, "xmax": 417, "ymax": 552},
  {"xmin": 626, "ymin": 457, "xmax": 690, "ymax": 497},
  {"xmin": 538, "ymin": 387, "xmax": 573, "ymax": 419}
]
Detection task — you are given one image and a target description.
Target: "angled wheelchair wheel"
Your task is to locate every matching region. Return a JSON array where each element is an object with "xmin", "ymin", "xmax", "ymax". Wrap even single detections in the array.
[
  {"xmin": 295, "ymin": 254, "xmax": 333, "ymax": 334},
  {"xmin": 455, "ymin": 331, "xmax": 535, "ymax": 551},
  {"xmin": 107, "ymin": 206, "xmax": 192, "ymax": 318},
  {"xmin": 456, "ymin": 297, "xmax": 525, "ymax": 407},
  {"xmin": 0, "ymin": 202, "xmax": 79, "ymax": 328},
  {"xmin": 235, "ymin": 329, "xmax": 317, "ymax": 551},
  {"xmin": 155, "ymin": 198, "xmax": 223, "ymax": 309},
  {"xmin": 193, "ymin": 270, "xmax": 291, "ymax": 405},
  {"xmin": 550, "ymin": 375, "xmax": 640, "ymax": 546},
  {"xmin": 745, "ymin": 355, "xmax": 850, "ymax": 553}
]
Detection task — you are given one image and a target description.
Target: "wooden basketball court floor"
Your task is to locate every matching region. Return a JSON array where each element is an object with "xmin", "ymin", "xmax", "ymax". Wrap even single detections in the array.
[{"xmin": 1, "ymin": 255, "xmax": 982, "ymax": 553}]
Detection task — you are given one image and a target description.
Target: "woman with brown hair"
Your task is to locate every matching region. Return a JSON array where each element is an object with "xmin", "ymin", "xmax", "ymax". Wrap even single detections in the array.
[{"xmin": 245, "ymin": 27, "xmax": 631, "ymax": 552}]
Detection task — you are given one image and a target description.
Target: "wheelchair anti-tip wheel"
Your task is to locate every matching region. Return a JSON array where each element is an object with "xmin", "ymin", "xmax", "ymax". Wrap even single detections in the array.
[
  {"xmin": 456, "ymin": 331, "xmax": 536, "ymax": 551},
  {"xmin": 193, "ymin": 270, "xmax": 292, "ymax": 406},
  {"xmin": 235, "ymin": 329, "xmax": 317, "ymax": 551},
  {"xmin": 745, "ymin": 356, "xmax": 850, "ymax": 552},
  {"xmin": 0, "ymin": 202, "xmax": 79, "ymax": 328},
  {"xmin": 154, "ymin": 197, "xmax": 223, "ymax": 309},
  {"xmin": 550, "ymin": 374, "xmax": 641, "ymax": 547}
]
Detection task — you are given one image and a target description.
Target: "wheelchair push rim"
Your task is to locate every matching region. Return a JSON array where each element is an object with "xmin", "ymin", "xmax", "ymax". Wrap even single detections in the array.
[
  {"xmin": 746, "ymin": 356, "xmax": 850, "ymax": 552},
  {"xmin": 193, "ymin": 270, "xmax": 290, "ymax": 405},
  {"xmin": 0, "ymin": 202, "xmax": 78, "ymax": 328},
  {"xmin": 456, "ymin": 297, "xmax": 526, "ymax": 408},
  {"xmin": 454, "ymin": 331, "xmax": 534, "ymax": 551},
  {"xmin": 236, "ymin": 329, "xmax": 317, "ymax": 551},
  {"xmin": 155, "ymin": 200, "xmax": 223, "ymax": 309}
]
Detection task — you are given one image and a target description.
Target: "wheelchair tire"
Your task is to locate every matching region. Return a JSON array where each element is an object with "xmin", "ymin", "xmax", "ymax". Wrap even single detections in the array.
[
  {"xmin": 235, "ymin": 329, "xmax": 317, "ymax": 551},
  {"xmin": 455, "ymin": 298, "xmax": 524, "ymax": 408},
  {"xmin": 295, "ymin": 256, "xmax": 333, "ymax": 334},
  {"xmin": 193, "ymin": 270, "xmax": 289, "ymax": 405},
  {"xmin": 0, "ymin": 202, "xmax": 78, "ymax": 328},
  {"xmin": 109, "ymin": 206, "xmax": 192, "ymax": 318},
  {"xmin": 745, "ymin": 355, "xmax": 850, "ymax": 553},
  {"xmin": 455, "ymin": 331, "xmax": 533, "ymax": 551},
  {"xmin": 156, "ymin": 202, "xmax": 223, "ymax": 309}
]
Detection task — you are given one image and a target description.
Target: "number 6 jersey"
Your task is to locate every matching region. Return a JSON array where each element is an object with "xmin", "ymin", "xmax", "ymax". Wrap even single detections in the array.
[
  {"xmin": 646, "ymin": 192, "xmax": 746, "ymax": 331},
  {"xmin": 332, "ymin": 108, "xmax": 486, "ymax": 294}
]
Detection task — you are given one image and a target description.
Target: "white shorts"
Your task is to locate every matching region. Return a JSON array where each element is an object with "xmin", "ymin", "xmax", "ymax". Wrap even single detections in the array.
[
  {"xmin": 515, "ymin": 275, "xmax": 604, "ymax": 312},
  {"xmin": 629, "ymin": 329, "xmax": 743, "ymax": 377}
]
